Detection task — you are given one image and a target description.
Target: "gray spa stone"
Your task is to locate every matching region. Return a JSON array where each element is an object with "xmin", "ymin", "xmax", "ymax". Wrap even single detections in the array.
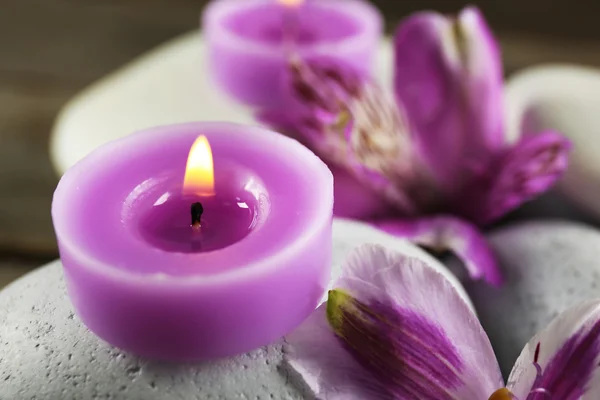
[
  {"xmin": 467, "ymin": 220, "xmax": 600, "ymax": 377},
  {"xmin": 0, "ymin": 260, "xmax": 306, "ymax": 400},
  {"xmin": 0, "ymin": 219, "xmax": 462, "ymax": 400}
]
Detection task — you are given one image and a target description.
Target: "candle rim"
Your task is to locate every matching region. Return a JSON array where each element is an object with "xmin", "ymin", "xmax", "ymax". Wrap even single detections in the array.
[
  {"xmin": 202, "ymin": 0, "xmax": 383, "ymax": 56},
  {"xmin": 52, "ymin": 121, "xmax": 333, "ymax": 287}
]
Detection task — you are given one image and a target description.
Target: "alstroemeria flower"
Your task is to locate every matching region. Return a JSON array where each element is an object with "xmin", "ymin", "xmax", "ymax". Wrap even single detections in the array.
[
  {"xmin": 256, "ymin": 7, "xmax": 570, "ymax": 287},
  {"xmin": 286, "ymin": 244, "xmax": 600, "ymax": 400}
]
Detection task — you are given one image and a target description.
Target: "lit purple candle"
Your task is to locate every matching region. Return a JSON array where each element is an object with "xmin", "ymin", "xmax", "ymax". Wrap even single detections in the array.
[
  {"xmin": 202, "ymin": 0, "xmax": 383, "ymax": 108},
  {"xmin": 51, "ymin": 122, "xmax": 333, "ymax": 361}
]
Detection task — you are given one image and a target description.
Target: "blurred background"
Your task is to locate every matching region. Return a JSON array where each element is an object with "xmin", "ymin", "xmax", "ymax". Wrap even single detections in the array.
[{"xmin": 1, "ymin": 0, "xmax": 600, "ymax": 289}]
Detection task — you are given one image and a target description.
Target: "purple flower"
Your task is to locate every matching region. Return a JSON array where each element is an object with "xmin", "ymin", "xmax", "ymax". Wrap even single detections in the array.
[
  {"xmin": 285, "ymin": 244, "xmax": 600, "ymax": 400},
  {"xmin": 256, "ymin": 7, "xmax": 570, "ymax": 287}
]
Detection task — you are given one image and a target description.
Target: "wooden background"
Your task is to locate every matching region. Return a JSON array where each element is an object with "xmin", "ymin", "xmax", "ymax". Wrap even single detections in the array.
[{"xmin": 1, "ymin": 0, "xmax": 600, "ymax": 288}]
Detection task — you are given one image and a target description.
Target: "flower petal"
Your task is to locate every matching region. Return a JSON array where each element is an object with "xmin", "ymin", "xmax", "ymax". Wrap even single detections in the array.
[
  {"xmin": 507, "ymin": 299, "xmax": 600, "ymax": 400},
  {"xmin": 258, "ymin": 56, "xmax": 437, "ymax": 216},
  {"xmin": 255, "ymin": 56, "xmax": 361, "ymax": 162},
  {"xmin": 372, "ymin": 216, "xmax": 503, "ymax": 286},
  {"xmin": 284, "ymin": 304, "xmax": 380, "ymax": 400},
  {"xmin": 393, "ymin": 7, "xmax": 505, "ymax": 193},
  {"xmin": 330, "ymin": 164, "xmax": 397, "ymax": 219},
  {"xmin": 285, "ymin": 244, "xmax": 503, "ymax": 399},
  {"xmin": 255, "ymin": 109, "xmax": 299, "ymax": 138},
  {"xmin": 472, "ymin": 130, "xmax": 571, "ymax": 224}
]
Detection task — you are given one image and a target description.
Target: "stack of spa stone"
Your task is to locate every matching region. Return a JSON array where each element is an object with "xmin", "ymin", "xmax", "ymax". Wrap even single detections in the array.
[
  {"xmin": 3, "ymin": 219, "xmax": 600, "ymax": 398},
  {"xmin": 0, "ymin": 219, "xmax": 458, "ymax": 399}
]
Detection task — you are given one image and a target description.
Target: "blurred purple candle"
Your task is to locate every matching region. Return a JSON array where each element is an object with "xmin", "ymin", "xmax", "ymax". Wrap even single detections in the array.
[
  {"xmin": 52, "ymin": 122, "xmax": 333, "ymax": 361},
  {"xmin": 203, "ymin": 0, "xmax": 382, "ymax": 108}
]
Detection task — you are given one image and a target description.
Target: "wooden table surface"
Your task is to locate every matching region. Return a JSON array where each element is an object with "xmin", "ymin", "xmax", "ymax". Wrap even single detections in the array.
[{"xmin": 1, "ymin": 0, "xmax": 600, "ymax": 288}]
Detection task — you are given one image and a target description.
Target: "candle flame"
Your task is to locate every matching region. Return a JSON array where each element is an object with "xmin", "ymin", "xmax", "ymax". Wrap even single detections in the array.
[
  {"xmin": 183, "ymin": 135, "xmax": 215, "ymax": 196},
  {"xmin": 278, "ymin": 0, "xmax": 304, "ymax": 7}
]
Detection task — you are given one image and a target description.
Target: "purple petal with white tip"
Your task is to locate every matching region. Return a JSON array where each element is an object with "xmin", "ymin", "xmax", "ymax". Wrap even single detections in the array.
[
  {"xmin": 285, "ymin": 244, "xmax": 503, "ymax": 399},
  {"xmin": 393, "ymin": 7, "xmax": 505, "ymax": 193},
  {"xmin": 475, "ymin": 130, "xmax": 571, "ymax": 224},
  {"xmin": 372, "ymin": 216, "xmax": 503, "ymax": 286},
  {"xmin": 507, "ymin": 299, "xmax": 600, "ymax": 400}
]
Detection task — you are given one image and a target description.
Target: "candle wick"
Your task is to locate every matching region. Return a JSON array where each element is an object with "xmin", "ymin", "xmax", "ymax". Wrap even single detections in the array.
[{"xmin": 191, "ymin": 202, "xmax": 204, "ymax": 230}]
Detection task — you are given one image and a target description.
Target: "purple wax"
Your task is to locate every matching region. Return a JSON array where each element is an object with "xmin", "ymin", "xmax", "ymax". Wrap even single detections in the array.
[
  {"xmin": 203, "ymin": 0, "xmax": 383, "ymax": 108},
  {"xmin": 224, "ymin": 3, "xmax": 359, "ymax": 45},
  {"xmin": 124, "ymin": 161, "xmax": 266, "ymax": 254},
  {"xmin": 138, "ymin": 194, "xmax": 256, "ymax": 253},
  {"xmin": 52, "ymin": 122, "xmax": 333, "ymax": 361}
]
